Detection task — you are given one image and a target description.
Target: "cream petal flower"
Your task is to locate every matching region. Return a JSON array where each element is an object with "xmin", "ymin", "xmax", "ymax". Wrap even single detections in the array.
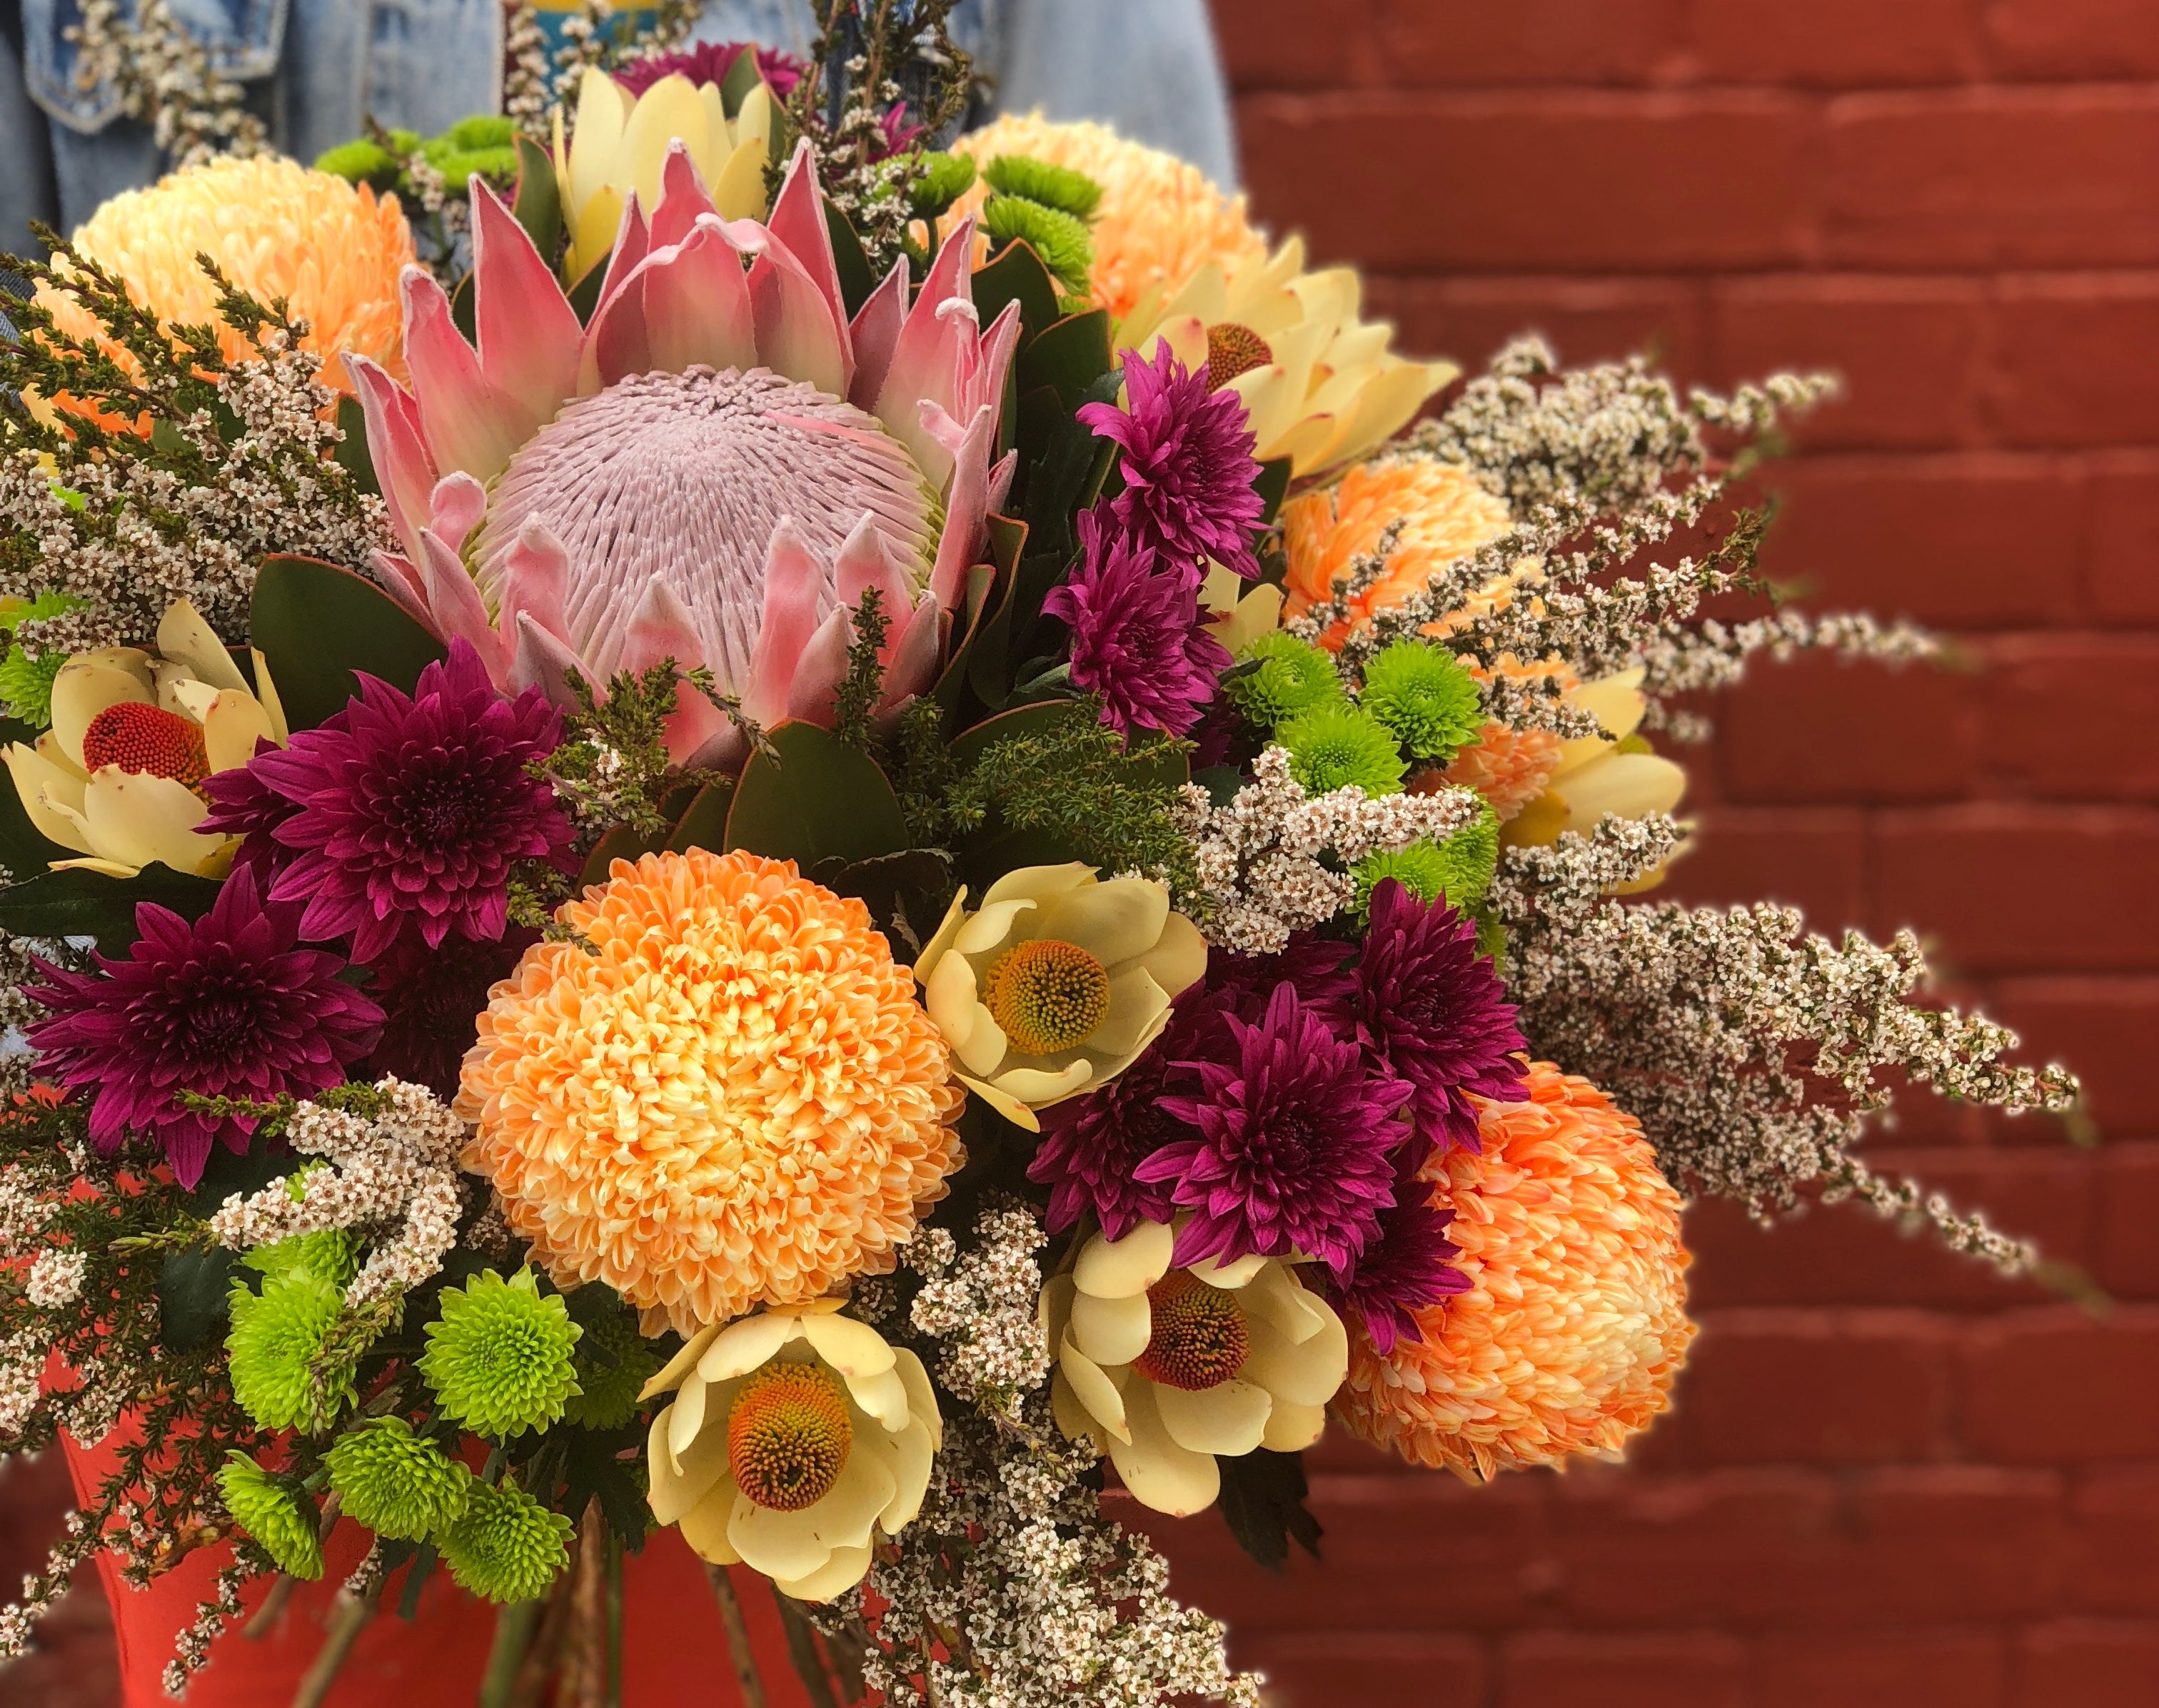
[
  {"xmin": 915, "ymin": 864, "xmax": 1206, "ymax": 1130},
  {"xmin": 1049, "ymin": 1221, "xmax": 1352, "ymax": 1515},
  {"xmin": 644, "ymin": 1302, "xmax": 934, "ymax": 1602}
]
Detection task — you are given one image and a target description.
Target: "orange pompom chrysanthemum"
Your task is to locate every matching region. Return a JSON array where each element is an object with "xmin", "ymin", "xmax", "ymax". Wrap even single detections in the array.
[
  {"xmin": 1282, "ymin": 457, "xmax": 1515, "ymax": 647},
  {"xmin": 45, "ymin": 155, "xmax": 414, "ymax": 394},
  {"xmin": 457, "ymin": 851, "xmax": 965, "ymax": 1334},
  {"xmin": 1335, "ymin": 1062, "xmax": 1694, "ymax": 1480}
]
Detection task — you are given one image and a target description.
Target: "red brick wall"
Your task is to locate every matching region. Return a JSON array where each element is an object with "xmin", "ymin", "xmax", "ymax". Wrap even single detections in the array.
[
  {"xmin": 1138, "ymin": 3, "xmax": 2159, "ymax": 1704},
  {"xmin": 8, "ymin": 6, "xmax": 2159, "ymax": 1705}
]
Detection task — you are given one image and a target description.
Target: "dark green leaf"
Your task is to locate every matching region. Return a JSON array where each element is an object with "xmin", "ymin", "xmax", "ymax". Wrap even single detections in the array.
[
  {"xmin": 510, "ymin": 133, "xmax": 563, "ymax": 263},
  {"xmin": 561, "ymin": 1427, "xmax": 653, "ymax": 1551},
  {"xmin": 157, "ymin": 1247, "xmax": 238, "ymax": 1350},
  {"xmin": 568, "ymin": 258, "xmax": 608, "ymax": 326},
  {"xmin": 249, "ymin": 555, "xmax": 448, "ymax": 731},
  {"xmin": 1192, "ymin": 764, "xmax": 1247, "ymax": 809},
  {"xmin": 1018, "ymin": 309, "xmax": 1112, "ymax": 411},
  {"xmin": 823, "ymin": 197, "xmax": 875, "ymax": 321},
  {"xmin": 723, "ymin": 722, "xmax": 909, "ymax": 867},
  {"xmin": 970, "ymin": 241, "xmax": 1060, "ymax": 346},
  {"xmin": 395, "ymin": 1544, "xmax": 438, "ymax": 1619},
  {"xmin": 450, "ymin": 270, "xmax": 476, "ymax": 344},
  {"xmin": 333, "ymin": 392, "xmax": 380, "ymax": 497},
  {"xmin": 1215, "ymin": 1448, "xmax": 1322, "ymax": 1572},
  {"xmin": 0, "ymin": 861, "xmax": 221, "ymax": 946},
  {"xmin": 663, "ymin": 778, "xmax": 735, "ymax": 856},
  {"xmin": 932, "ymin": 564, "xmax": 1000, "ymax": 716},
  {"xmin": 579, "ymin": 822, "xmax": 656, "ymax": 888},
  {"xmin": 1255, "ymin": 456, "xmax": 1294, "ymax": 527},
  {"xmin": 717, "ymin": 49, "xmax": 764, "ymax": 118}
]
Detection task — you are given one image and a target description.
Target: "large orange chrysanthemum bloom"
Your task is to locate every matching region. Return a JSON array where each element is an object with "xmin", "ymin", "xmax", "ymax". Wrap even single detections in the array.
[
  {"xmin": 1282, "ymin": 457, "xmax": 1515, "ymax": 647},
  {"xmin": 948, "ymin": 114, "xmax": 1267, "ymax": 329},
  {"xmin": 44, "ymin": 155, "xmax": 413, "ymax": 394},
  {"xmin": 458, "ymin": 850, "xmax": 965, "ymax": 1335},
  {"xmin": 1336, "ymin": 1063, "xmax": 1694, "ymax": 1480}
]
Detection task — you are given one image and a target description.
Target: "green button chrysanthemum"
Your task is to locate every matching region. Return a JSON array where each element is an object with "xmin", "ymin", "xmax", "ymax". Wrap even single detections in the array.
[
  {"xmin": 418, "ymin": 1268, "xmax": 582, "ymax": 1440},
  {"xmin": 1279, "ymin": 705, "xmax": 1409, "ymax": 797},
  {"xmin": 982, "ymin": 194, "xmax": 1093, "ymax": 293},
  {"xmin": 438, "ymin": 1480, "xmax": 574, "ymax": 1605},
  {"xmin": 218, "ymin": 1452, "xmax": 324, "ymax": 1580},
  {"xmin": 323, "ymin": 1418, "xmax": 473, "ymax": 1542},
  {"xmin": 909, "ymin": 150, "xmax": 978, "ymax": 217},
  {"xmin": 561, "ymin": 1308, "xmax": 660, "ymax": 1432},
  {"xmin": 983, "ymin": 153, "xmax": 1104, "ymax": 219},
  {"xmin": 226, "ymin": 1270, "xmax": 355, "ymax": 1435},
  {"xmin": 1353, "ymin": 802, "xmax": 1499, "ymax": 922},
  {"xmin": 1359, "ymin": 640, "xmax": 1484, "ymax": 762},
  {"xmin": 1226, "ymin": 631, "xmax": 1347, "ymax": 731}
]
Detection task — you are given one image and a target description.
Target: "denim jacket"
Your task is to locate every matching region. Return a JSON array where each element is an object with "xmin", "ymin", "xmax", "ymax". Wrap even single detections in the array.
[{"xmin": 1, "ymin": 0, "xmax": 1237, "ymax": 248}]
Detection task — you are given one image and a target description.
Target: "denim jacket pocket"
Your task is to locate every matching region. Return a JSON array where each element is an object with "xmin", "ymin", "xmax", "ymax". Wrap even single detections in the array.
[{"xmin": 23, "ymin": 0, "xmax": 288, "ymax": 134}]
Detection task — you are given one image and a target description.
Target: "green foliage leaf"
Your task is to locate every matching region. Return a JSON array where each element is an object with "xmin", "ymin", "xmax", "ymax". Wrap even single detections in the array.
[
  {"xmin": 1019, "ymin": 308, "xmax": 1112, "ymax": 410},
  {"xmin": 1255, "ymin": 456, "xmax": 1294, "ymax": 527},
  {"xmin": 824, "ymin": 197, "xmax": 876, "ymax": 320},
  {"xmin": 511, "ymin": 133, "xmax": 563, "ymax": 263},
  {"xmin": 970, "ymin": 240, "xmax": 1061, "ymax": 347},
  {"xmin": 723, "ymin": 722, "xmax": 909, "ymax": 867},
  {"xmin": 567, "ymin": 258, "xmax": 608, "ymax": 325},
  {"xmin": 0, "ymin": 861, "xmax": 221, "ymax": 946},
  {"xmin": 718, "ymin": 49, "xmax": 765, "ymax": 119},
  {"xmin": 578, "ymin": 822, "xmax": 656, "ymax": 888},
  {"xmin": 663, "ymin": 778, "xmax": 735, "ymax": 856},
  {"xmin": 1215, "ymin": 1448, "xmax": 1323, "ymax": 1572},
  {"xmin": 158, "ymin": 1247, "xmax": 239, "ymax": 1351},
  {"xmin": 250, "ymin": 555, "xmax": 448, "ymax": 731},
  {"xmin": 333, "ymin": 393, "xmax": 381, "ymax": 497},
  {"xmin": 805, "ymin": 847, "xmax": 956, "ymax": 962}
]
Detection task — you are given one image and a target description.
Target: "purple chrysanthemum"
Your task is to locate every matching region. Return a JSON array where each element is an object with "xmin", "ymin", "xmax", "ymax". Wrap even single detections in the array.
[
  {"xmin": 1077, "ymin": 338, "xmax": 1265, "ymax": 578},
  {"xmin": 201, "ymin": 641, "xmax": 573, "ymax": 962},
  {"xmin": 363, "ymin": 928, "xmax": 536, "ymax": 1101},
  {"xmin": 1146, "ymin": 981, "xmax": 1412, "ymax": 1277},
  {"xmin": 1331, "ymin": 1168, "xmax": 1471, "ymax": 1355},
  {"xmin": 1029, "ymin": 1034, "xmax": 1190, "ymax": 1240},
  {"xmin": 1357, "ymin": 879, "xmax": 1528, "ymax": 1151},
  {"xmin": 25, "ymin": 866, "xmax": 383, "ymax": 1187},
  {"xmin": 612, "ymin": 41, "xmax": 805, "ymax": 98},
  {"xmin": 1045, "ymin": 505, "xmax": 1230, "ymax": 737}
]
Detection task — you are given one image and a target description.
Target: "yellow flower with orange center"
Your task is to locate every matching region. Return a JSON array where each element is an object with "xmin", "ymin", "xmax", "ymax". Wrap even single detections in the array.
[
  {"xmin": 42, "ymin": 155, "xmax": 414, "ymax": 395},
  {"xmin": 1334, "ymin": 1062, "xmax": 1694, "ymax": 1480},
  {"xmin": 1282, "ymin": 456, "xmax": 1516, "ymax": 646},
  {"xmin": 457, "ymin": 850, "xmax": 965, "ymax": 1335}
]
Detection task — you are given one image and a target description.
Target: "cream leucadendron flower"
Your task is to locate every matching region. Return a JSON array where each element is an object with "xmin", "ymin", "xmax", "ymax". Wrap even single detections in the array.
[
  {"xmin": 915, "ymin": 863, "xmax": 1207, "ymax": 1131},
  {"xmin": 1045, "ymin": 1218, "xmax": 1349, "ymax": 1517},
  {"xmin": 552, "ymin": 67, "xmax": 775, "ymax": 283},
  {"xmin": 1505, "ymin": 669, "xmax": 1689, "ymax": 889},
  {"xmin": 643, "ymin": 1300, "xmax": 940, "ymax": 1602},
  {"xmin": 3, "ymin": 600, "xmax": 288, "ymax": 879}
]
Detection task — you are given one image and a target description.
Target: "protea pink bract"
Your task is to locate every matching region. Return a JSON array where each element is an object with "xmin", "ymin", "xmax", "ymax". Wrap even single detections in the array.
[{"xmin": 348, "ymin": 141, "xmax": 1021, "ymax": 766}]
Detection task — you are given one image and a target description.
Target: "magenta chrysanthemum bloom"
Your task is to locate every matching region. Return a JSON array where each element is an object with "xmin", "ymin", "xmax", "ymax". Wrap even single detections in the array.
[
  {"xmin": 24, "ymin": 867, "xmax": 383, "ymax": 1187},
  {"xmin": 1146, "ymin": 981, "xmax": 1411, "ymax": 1277},
  {"xmin": 1332, "ymin": 1168, "xmax": 1471, "ymax": 1355},
  {"xmin": 1077, "ymin": 338, "xmax": 1265, "ymax": 578},
  {"xmin": 612, "ymin": 41, "xmax": 805, "ymax": 98},
  {"xmin": 1045, "ymin": 506, "xmax": 1229, "ymax": 737},
  {"xmin": 1357, "ymin": 879, "xmax": 1528, "ymax": 1151},
  {"xmin": 363, "ymin": 928, "xmax": 536, "ymax": 1100},
  {"xmin": 203, "ymin": 642, "xmax": 573, "ymax": 962}
]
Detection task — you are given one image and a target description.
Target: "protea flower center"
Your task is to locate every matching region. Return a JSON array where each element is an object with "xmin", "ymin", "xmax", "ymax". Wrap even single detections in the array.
[
  {"xmin": 725, "ymin": 1361, "xmax": 855, "ymax": 1512},
  {"xmin": 81, "ymin": 702, "xmax": 208, "ymax": 787},
  {"xmin": 470, "ymin": 366, "xmax": 940, "ymax": 686},
  {"xmin": 1205, "ymin": 323, "xmax": 1272, "ymax": 390},
  {"xmin": 982, "ymin": 939, "xmax": 1112, "ymax": 1056},
  {"xmin": 1134, "ymin": 1271, "xmax": 1249, "ymax": 1392}
]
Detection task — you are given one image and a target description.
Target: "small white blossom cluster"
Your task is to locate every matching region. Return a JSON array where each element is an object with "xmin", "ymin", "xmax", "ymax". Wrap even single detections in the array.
[
  {"xmin": 63, "ymin": 0, "xmax": 266, "ymax": 166},
  {"xmin": 1506, "ymin": 879, "xmax": 2078, "ymax": 1268},
  {"xmin": 0, "ymin": 1338, "xmax": 40, "ymax": 1436},
  {"xmin": 24, "ymin": 1250, "xmax": 84, "ymax": 1310},
  {"xmin": 158, "ymin": 1563, "xmax": 255, "ymax": 1698},
  {"xmin": 1, "ymin": 333, "xmax": 391, "ymax": 655},
  {"xmin": 1174, "ymin": 747, "xmax": 1484, "ymax": 952},
  {"xmin": 907, "ymin": 1203, "xmax": 1051, "ymax": 1423},
  {"xmin": 207, "ymin": 1081, "xmax": 466, "ymax": 1306}
]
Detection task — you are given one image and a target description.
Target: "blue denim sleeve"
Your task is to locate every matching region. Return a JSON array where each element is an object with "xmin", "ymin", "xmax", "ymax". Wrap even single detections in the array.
[
  {"xmin": 987, "ymin": 0, "xmax": 1239, "ymax": 188},
  {"xmin": 1, "ymin": 25, "xmax": 60, "ymax": 253}
]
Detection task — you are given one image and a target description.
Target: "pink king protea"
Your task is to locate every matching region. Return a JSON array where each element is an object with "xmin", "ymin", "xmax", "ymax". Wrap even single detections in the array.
[{"xmin": 348, "ymin": 141, "xmax": 1021, "ymax": 766}]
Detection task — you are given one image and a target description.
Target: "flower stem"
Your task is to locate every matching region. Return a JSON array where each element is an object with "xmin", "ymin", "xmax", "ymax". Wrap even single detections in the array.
[
  {"xmin": 476, "ymin": 1598, "xmax": 545, "ymax": 1708},
  {"xmin": 771, "ymin": 1588, "xmax": 842, "ymax": 1708},
  {"xmin": 287, "ymin": 1574, "xmax": 381, "ymax": 1708},
  {"xmin": 703, "ymin": 1563, "xmax": 769, "ymax": 1708}
]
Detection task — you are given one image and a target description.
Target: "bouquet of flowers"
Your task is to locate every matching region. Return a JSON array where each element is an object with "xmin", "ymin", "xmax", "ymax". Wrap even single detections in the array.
[{"xmin": 0, "ymin": 6, "xmax": 2083, "ymax": 1705}]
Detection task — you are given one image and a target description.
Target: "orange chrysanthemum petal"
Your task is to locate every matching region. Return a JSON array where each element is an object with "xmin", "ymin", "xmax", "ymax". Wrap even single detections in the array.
[
  {"xmin": 1282, "ymin": 459, "xmax": 1515, "ymax": 648},
  {"xmin": 457, "ymin": 851, "xmax": 964, "ymax": 1335},
  {"xmin": 948, "ymin": 115, "xmax": 1268, "ymax": 329},
  {"xmin": 42, "ymin": 156, "xmax": 414, "ymax": 395},
  {"xmin": 1335, "ymin": 1062, "xmax": 1694, "ymax": 1480}
]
